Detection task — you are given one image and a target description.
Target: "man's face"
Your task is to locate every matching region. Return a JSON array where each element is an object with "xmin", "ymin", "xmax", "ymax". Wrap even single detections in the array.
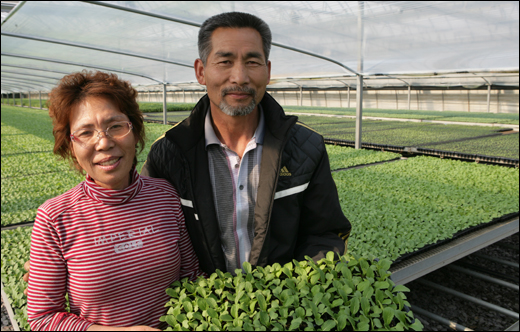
[{"xmin": 195, "ymin": 27, "xmax": 271, "ymax": 116}]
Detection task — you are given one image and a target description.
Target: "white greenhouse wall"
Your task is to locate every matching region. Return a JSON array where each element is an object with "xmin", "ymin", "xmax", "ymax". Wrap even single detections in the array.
[
  {"xmin": 268, "ymin": 88, "xmax": 519, "ymax": 113},
  {"xmin": 12, "ymin": 88, "xmax": 519, "ymax": 114}
]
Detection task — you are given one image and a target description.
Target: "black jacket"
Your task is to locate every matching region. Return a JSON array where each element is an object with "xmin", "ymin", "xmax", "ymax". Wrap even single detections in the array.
[{"xmin": 141, "ymin": 93, "xmax": 351, "ymax": 274}]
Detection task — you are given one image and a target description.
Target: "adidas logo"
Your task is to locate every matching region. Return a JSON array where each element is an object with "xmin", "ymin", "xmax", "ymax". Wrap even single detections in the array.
[{"xmin": 280, "ymin": 166, "xmax": 292, "ymax": 176}]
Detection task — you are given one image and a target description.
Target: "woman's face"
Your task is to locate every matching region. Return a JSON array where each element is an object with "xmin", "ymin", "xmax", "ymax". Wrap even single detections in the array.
[{"xmin": 70, "ymin": 96, "xmax": 137, "ymax": 190}]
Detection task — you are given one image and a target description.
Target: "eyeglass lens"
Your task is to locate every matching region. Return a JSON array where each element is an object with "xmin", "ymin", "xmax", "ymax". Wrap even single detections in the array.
[{"xmin": 72, "ymin": 122, "xmax": 132, "ymax": 147}]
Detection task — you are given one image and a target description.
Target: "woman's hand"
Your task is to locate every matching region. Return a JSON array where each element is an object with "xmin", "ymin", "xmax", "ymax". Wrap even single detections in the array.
[
  {"xmin": 23, "ymin": 260, "xmax": 30, "ymax": 295},
  {"xmin": 87, "ymin": 324, "xmax": 161, "ymax": 331}
]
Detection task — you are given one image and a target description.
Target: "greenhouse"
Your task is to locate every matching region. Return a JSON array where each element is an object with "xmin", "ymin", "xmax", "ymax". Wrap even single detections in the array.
[{"xmin": 1, "ymin": 1, "xmax": 519, "ymax": 331}]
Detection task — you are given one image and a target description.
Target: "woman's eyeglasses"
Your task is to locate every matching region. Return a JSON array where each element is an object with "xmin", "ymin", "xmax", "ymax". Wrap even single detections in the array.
[{"xmin": 70, "ymin": 122, "xmax": 133, "ymax": 148}]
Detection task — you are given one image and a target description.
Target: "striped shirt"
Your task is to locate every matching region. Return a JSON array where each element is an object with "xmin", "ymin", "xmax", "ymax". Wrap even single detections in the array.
[
  {"xmin": 27, "ymin": 168, "xmax": 204, "ymax": 331},
  {"xmin": 205, "ymin": 107, "xmax": 265, "ymax": 273}
]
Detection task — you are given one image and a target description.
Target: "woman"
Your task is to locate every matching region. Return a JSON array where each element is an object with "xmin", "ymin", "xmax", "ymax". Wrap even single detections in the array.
[{"xmin": 27, "ymin": 70, "xmax": 204, "ymax": 331}]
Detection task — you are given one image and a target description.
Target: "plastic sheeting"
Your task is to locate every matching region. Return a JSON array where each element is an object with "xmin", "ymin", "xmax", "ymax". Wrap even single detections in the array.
[{"xmin": 1, "ymin": 1, "xmax": 519, "ymax": 93}]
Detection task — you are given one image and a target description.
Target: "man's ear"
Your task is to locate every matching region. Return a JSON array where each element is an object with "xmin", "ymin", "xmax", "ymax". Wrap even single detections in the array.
[{"xmin": 194, "ymin": 58, "xmax": 206, "ymax": 85}]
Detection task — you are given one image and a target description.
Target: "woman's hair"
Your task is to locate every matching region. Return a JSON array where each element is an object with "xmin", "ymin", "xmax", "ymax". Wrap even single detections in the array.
[{"xmin": 48, "ymin": 70, "xmax": 145, "ymax": 173}]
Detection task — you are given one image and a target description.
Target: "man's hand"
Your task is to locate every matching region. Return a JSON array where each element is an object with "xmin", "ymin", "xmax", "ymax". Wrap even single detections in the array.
[{"xmin": 23, "ymin": 260, "xmax": 30, "ymax": 296}]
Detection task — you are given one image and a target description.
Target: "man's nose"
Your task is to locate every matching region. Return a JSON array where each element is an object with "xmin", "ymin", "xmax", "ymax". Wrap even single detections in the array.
[{"xmin": 229, "ymin": 62, "xmax": 250, "ymax": 85}]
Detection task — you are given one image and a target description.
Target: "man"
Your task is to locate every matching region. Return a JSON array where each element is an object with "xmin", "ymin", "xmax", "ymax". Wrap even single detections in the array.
[
  {"xmin": 140, "ymin": 12, "xmax": 351, "ymax": 274},
  {"xmin": 23, "ymin": 12, "xmax": 351, "ymax": 284}
]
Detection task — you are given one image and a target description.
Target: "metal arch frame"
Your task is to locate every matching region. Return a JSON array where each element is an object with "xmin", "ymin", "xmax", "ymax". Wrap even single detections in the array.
[
  {"xmin": 83, "ymin": 0, "xmax": 359, "ymax": 76},
  {"xmin": 336, "ymin": 80, "xmax": 352, "ymax": 108},
  {"xmin": 1, "ymin": 70, "xmax": 61, "ymax": 82},
  {"xmin": 1, "ymin": 75, "xmax": 57, "ymax": 87},
  {"xmin": 473, "ymin": 74, "xmax": 493, "ymax": 113},
  {"xmin": 0, "ymin": 0, "xmax": 25, "ymax": 26},
  {"xmin": 380, "ymin": 75, "xmax": 412, "ymax": 110},
  {"xmin": 1, "ymin": 52, "xmax": 164, "ymax": 85},
  {"xmin": 1, "ymin": 32, "xmax": 193, "ymax": 72},
  {"xmin": 1, "ymin": 63, "xmax": 72, "ymax": 76},
  {"xmin": 1, "ymin": 80, "xmax": 53, "ymax": 93}
]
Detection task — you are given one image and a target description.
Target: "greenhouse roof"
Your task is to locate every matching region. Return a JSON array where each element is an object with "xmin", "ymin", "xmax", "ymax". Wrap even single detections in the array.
[{"xmin": 1, "ymin": 1, "xmax": 519, "ymax": 93}]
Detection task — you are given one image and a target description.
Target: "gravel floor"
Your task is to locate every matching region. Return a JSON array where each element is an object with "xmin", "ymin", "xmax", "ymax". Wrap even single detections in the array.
[
  {"xmin": 1, "ymin": 297, "xmax": 14, "ymax": 331},
  {"xmin": 2, "ymin": 233, "xmax": 518, "ymax": 331},
  {"xmin": 408, "ymin": 232, "xmax": 519, "ymax": 331}
]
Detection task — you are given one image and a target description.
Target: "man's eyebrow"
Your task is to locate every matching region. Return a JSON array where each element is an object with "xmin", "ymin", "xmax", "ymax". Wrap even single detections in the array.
[
  {"xmin": 245, "ymin": 51, "xmax": 264, "ymax": 59},
  {"xmin": 213, "ymin": 51, "xmax": 264, "ymax": 60},
  {"xmin": 214, "ymin": 51, "xmax": 235, "ymax": 58}
]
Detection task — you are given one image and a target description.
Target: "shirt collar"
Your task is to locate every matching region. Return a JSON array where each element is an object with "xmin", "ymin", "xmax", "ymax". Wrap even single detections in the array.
[
  {"xmin": 83, "ymin": 166, "xmax": 143, "ymax": 205},
  {"xmin": 204, "ymin": 104, "xmax": 265, "ymax": 150}
]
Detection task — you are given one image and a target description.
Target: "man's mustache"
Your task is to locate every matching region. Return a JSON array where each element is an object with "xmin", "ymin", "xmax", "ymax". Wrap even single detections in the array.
[{"xmin": 221, "ymin": 86, "xmax": 256, "ymax": 97}]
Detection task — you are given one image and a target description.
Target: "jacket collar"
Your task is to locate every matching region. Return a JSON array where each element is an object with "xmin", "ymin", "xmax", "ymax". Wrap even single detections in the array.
[{"xmin": 166, "ymin": 93, "xmax": 296, "ymax": 153}]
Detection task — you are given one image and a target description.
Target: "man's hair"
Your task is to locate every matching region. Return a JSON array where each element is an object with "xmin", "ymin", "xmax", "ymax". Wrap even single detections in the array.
[
  {"xmin": 48, "ymin": 70, "xmax": 145, "ymax": 173},
  {"xmin": 198, "ymin": 12, "xmax": 272, "ymax": 65}
]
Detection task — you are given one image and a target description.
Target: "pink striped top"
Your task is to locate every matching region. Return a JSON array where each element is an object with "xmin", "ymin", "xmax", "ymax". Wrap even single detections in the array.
[{"xmin": 27, "ymin": 168, "xmax": 205, "ymax": 331}]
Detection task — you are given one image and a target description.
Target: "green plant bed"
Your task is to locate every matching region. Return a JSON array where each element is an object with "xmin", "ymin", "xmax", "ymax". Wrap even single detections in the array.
[
  {"xmin": 285, "ymin": 106, "xmax": 519, "ymax": 125},
  {"xmin": 333, "ymin": 156, "xmax": 520, "ymax": 261},
  {"xmin": 326, "ymin": 145, "xmax": 401, "ymax": 171},
  {"xmin": 143, "ymin": 112, "xmax": 192, "ymax": 125},
  {"xmin": 1, "ymin": 226, "xmax": 33, "ymax": 331},
  {"xmin": 15, "ymin": 98, "xmax": 48, "ymax": 109},
  {"xmin": 428, "ymin": 133, "xmax": 519, "ymax": 160},
  {"xmin": 138, "ymin": 102, "xmax": 196, "ymax": 113},
  {"xmin": 1, "ymin": 152, "xmax": 71, "ymax": 178},
  {"xmin": 1, "ymin": 171, "xmax": 84, "ymax": 226},
  {"xmin": 161, "ymin": 253, "xmax": 423, "ymax": 331}
]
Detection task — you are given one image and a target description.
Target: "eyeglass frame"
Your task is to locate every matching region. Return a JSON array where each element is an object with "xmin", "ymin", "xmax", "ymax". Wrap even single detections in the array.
[{"xmin": 70, "ymin": 121, "xmax": 133, "ymax": 148}]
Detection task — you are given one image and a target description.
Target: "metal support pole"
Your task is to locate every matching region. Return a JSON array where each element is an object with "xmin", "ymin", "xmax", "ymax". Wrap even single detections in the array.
[
  {"xmin": 163, "ymin": 83, "xmax": 167, "ymax": 125},
  {"xmin": 347, "ymin": 86, "xmax": 350, "ymax": 108},
  {"xmin": 487, "ymin": 84, "xmax": 491, "ymax": 113},
  {"xmin": 20, "ymin": 92, "xmax": 23, "ymax": 107},
  {"xmin": 39, "ymin": 91, "xmax": 42, "ymax": 109},
  {"xmin": 407, "ymin": 85, "xmax": 411, "ymax": 110},
  {"xmin": 299, "ymin": 86, "xmax": 303, "ymax": 107},
  {"xmin": 447, "ymin": 265, "xmax": 519, "ymax": 291},
  {"xmin": 417, "ymin": 279, "xmax": 519, "ymax": 319},
  {"xmin": 506, "ymin": 321, "xmax": 519, "ymax": 331},
  {"xmin": 183, "ymin": 89, "xmax": 186, "ymax": 103},
  {"xmin": 355, "ymin": 75, "xmax": 363, "ymax": 149},
  {"xmin": 28, "ymin": 91, "xmax": 31, "ymax": 108},
  {"xmin": 411, "ymin": 305, "xmax": 473, "ymax": 331},
  {"xmin": 355, "ymin": 0, "xmax": 364, "ymax": 150},
  {"xmin": 467, "ymin": 90, "xmax": 470, "ymax": 112},
  {"xmin": 441, "ymin": 90, "xmax": 444, "ymax": 112}
]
